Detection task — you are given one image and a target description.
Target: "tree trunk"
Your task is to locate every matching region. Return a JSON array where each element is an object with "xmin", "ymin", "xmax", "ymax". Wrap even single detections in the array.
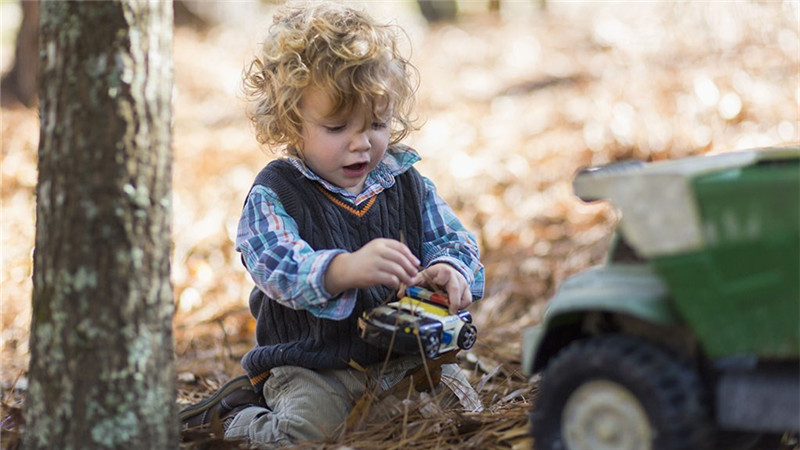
[
  {"xmin": 416, "ymin": 0, "xmax": 458, "ymax": 23},
  {"xmin": 24, "ymin": 2, "xmax": 176, "ymax": 449}
]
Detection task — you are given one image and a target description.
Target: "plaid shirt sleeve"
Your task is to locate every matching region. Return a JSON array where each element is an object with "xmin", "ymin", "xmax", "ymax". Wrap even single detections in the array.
[
  {"xmin": 235, "ymin": 185, "xmax": 358, "ymax": 320},
  {"xmin": 420, "ymin": 177, "xmax": 485, "ymax": 301}
]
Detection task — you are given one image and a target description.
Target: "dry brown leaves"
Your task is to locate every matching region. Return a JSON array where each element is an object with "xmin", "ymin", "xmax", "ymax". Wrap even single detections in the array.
[{"xmin": 2, "ymin": 1, "xmax": 798, "ymax": 449}]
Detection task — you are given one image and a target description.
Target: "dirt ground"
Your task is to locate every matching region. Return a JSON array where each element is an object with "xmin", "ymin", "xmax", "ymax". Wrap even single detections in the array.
[{"xmin": 1, "ymin": 1, "xmax": 798, "ymax": 448}]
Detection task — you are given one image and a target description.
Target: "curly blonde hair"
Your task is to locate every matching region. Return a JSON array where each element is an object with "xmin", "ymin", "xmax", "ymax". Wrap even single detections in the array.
[{"xmin": 243, "ymin": 2, "xmax": 419, "ymax": 155}]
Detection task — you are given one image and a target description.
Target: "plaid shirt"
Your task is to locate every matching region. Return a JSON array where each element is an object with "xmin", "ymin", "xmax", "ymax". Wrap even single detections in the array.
[{"xmin": 236, "ymin": 146, "xmax": 485, "ymax": 320}]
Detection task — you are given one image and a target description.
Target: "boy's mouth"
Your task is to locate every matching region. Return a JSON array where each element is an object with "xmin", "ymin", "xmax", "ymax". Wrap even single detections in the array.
[{"xmin": 343, "ymin": 162, "xmax": 368, "ymax": 176}]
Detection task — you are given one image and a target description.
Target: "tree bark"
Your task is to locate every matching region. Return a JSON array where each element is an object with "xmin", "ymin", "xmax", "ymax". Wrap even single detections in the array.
[
  {"xmin": 416, "ymin": 0, "xmax": 458, "ymax": 23},
  {"xmin": 24, "ymin": 1, "xmax": 176, "ymax": 449}
]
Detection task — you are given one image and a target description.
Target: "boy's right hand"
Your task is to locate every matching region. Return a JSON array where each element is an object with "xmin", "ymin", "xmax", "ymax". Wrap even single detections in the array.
[{"xmin": 324, "ymin": 238, "xmax": 420, "ymax": 296}]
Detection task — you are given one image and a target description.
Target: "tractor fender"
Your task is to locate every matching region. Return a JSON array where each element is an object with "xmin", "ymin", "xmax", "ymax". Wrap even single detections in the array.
[{"xmin": 522, "ymin": 264, "xmax": 682, "ymax": 376}]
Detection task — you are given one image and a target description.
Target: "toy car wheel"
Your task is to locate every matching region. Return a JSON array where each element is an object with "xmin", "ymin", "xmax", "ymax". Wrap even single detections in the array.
[
  {"xmin": 421, "ymin": 332, "xmax": 441, "ymax": 359},
  {"xmin": 531, "ymin": 335, "xmax": 713, "ymax": 450},
  {"xmin": 457, "ymin": 323, "xmax": 477, "ymax": 350}
]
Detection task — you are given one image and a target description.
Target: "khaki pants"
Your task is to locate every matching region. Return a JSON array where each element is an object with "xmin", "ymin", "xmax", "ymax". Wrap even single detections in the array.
[{"xmin": 225, "ymin": 356, "xmax": 481, "ymax": 445}]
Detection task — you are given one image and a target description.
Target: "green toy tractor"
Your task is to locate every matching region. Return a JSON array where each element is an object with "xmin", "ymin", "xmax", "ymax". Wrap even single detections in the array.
[{"xmin": 521, "ymin": 147, "xmax": 799, "ymax": 450}]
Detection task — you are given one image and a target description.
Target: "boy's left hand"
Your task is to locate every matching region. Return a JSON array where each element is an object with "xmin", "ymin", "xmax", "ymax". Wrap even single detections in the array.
[{"xmin": 411, "ymin": 263, "xmax": 472, "ymax": 314}]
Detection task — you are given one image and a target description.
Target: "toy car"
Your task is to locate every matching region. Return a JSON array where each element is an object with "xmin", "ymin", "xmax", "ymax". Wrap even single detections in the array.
[
  {"xmin": 522, "ymin": 147, "xmax": 799, "ymax": 450},
  {"xmin": 358, "ymin": 286, "xmax": 478, "ymax": 359}
]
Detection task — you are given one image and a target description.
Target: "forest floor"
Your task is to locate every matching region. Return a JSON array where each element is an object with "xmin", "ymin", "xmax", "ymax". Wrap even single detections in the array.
[{"xmin": 2, "ymin": 1, "xmax": 799, "ymax": 448}]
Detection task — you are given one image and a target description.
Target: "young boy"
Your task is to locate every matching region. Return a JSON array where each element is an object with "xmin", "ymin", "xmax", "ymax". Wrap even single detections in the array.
[{"xmin": 180, "ymin": 2, "xmax": 484, "ymax": 445}]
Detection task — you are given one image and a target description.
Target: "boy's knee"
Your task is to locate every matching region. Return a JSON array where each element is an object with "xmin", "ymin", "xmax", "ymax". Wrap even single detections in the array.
[{"xmin": 254, "ymin": 366, "xmax": 358, "ymax": 441}]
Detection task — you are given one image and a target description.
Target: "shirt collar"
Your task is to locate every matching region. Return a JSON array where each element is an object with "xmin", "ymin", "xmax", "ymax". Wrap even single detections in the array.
[{"xmin": 286, "ymin": 144, "xmax": 420, "ymax": 200}]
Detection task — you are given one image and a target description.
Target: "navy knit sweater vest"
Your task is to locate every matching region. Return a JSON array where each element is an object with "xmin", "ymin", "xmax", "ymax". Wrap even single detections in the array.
[{"xmin": 241, "ymin": 158, "xmax": 426, "ymax": 389}]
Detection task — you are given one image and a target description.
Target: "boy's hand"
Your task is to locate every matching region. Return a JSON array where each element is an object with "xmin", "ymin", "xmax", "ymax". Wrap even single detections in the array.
[
  {"xmin": 412, "ymin": 263, "xmax": 472, "ymax": 314},
  {"xmin": 324, "ymin": 238, "xmax": 419, "ymax": 296}
]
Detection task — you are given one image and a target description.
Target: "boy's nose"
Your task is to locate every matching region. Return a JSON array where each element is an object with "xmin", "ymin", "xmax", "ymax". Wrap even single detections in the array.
[{"xmin": 349, "ymin": 131, "xmax": 371, "ymax": 152}]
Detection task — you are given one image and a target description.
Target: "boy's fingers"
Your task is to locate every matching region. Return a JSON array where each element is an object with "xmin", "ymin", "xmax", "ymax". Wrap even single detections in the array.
[
  {"xmin": 399, "ymin": 258, "xmax": 419, "ymax": 281},
  {"xmin": 462, "ymin": 289, "xmax": 472, "ymax": 306},
  {"xmin": 386, "ymin": 239, "xmax": 419, "ymax": 268},
  {"xmin": 459, "ymin": 290, "xmax": 472, "ymax": 310},
  {"xmin": 446, "ymin": 284, "xmax": 462, "ymax": 314},
  {"xmin": 434, "ymin": 268, "xmax": 450, "ymax": 285},
  {"xmin": 412, "ymin": 267, "xmax": 437, "ymax": 287},
  {"xmin": 377, "ymin": 241, "xmax": 418, "ymax": 280},
  {"xmin": 386, "ymin": 262, "xmax": 415, "ymax": 286}
]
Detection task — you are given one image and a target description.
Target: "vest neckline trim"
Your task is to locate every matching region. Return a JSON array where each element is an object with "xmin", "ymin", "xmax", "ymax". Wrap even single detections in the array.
[{"xmin": 315, "ymin": 184, "xmax": 377, "ymax": 218}]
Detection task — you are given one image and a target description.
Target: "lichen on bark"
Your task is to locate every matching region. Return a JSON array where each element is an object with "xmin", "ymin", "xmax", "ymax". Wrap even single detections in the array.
[{"xmin": 24, "ymin": 1, "xmax": 177, "ymax": 449}]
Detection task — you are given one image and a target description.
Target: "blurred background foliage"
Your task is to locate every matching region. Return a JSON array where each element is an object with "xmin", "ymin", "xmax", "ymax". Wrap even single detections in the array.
[{"xmin": 2, "ymin": 0, "xmax": 798, "ymax": 447}]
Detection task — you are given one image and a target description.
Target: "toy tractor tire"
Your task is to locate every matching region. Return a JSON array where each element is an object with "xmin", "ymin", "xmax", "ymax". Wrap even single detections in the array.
[
  {"xmin": 457, "ymin": 323, "xmax": 478, "ymax": 350},
  {"xmin": 531, "ymin": 335, "xmax": 713, "ymax": 450}
]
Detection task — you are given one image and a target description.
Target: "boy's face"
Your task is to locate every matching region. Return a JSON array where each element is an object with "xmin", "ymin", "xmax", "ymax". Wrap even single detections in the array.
[{"xmin": 298, "ymin": 87, "xmax": 391, "ymax": 195}]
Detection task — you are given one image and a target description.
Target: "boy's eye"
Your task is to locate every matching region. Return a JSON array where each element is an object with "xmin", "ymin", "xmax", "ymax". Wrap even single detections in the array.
[
  {"xmin": 371, "ymin": 121, "xmax": 388, "ymax": 129},
  {"xmin": 324, "ymin": 125, "xmax": 346, "ymax": 132}
]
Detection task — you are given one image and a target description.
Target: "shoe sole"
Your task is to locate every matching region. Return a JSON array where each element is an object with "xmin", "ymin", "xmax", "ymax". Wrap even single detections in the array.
[{"xmin": 179, "ymin": 375, "xmax": 253, "ymax": 421}]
